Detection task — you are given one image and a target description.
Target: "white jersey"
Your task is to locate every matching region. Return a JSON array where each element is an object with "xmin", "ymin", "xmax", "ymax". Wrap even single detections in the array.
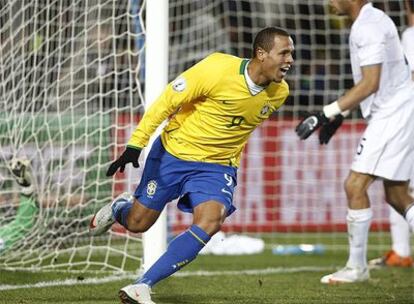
[
  {"xmin": 349, "ymin": 3, "xmax": 413, "ymax": 119},
  {"xmin": 402, "ymin": 26, "xmax": 414, "ymax": 72}
]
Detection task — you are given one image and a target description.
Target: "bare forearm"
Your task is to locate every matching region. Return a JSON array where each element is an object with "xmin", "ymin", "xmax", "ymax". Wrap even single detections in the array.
[{"xmin": 337, "ymin": 80, "xmax": 378, "ymax": 112}]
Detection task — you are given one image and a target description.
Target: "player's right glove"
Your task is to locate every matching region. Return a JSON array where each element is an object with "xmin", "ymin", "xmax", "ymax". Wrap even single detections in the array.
[
  {"xmin": 106, "ymin": 146, "xmax": 141, "ymax": 176},
  {"xmin": 295, "ymin": 112, "xmax": 329, "ymax": 140},
  {"xmin": 319, "ymin": 114, "xmax": 344, "ymax": 145}
]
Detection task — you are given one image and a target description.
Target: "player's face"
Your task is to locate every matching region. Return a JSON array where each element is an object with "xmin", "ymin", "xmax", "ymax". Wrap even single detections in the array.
[
  {"xmin": 329, "ymin": 0, "xmax": 352, "ymax": 16},
  {"xmin": 261, "ymin": 35, "xmax": 294, "ymax": 83}
]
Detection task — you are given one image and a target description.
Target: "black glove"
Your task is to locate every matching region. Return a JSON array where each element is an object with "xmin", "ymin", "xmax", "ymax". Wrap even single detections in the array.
[
  {"xmin": 295, "ymin": 112, "xmax": 329, "ymax": 140},
  {"xmin": 319, "ymin": 114, "xmax": 344, "ymax": 145},
  {"xmin": 106, "ymin": 146, "xmax": 141, "ymax": 176}
]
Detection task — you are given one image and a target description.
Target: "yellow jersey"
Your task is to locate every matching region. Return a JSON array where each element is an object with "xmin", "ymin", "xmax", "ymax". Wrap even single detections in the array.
[{"xmin": 128, "ymin": 52, "xmax": 289, "ymax": 167}]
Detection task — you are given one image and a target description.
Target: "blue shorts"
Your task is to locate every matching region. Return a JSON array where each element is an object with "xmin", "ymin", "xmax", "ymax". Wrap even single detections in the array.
[{"xmin": 134, "ymin": 137, "xmax": 237, "ymax": 216}]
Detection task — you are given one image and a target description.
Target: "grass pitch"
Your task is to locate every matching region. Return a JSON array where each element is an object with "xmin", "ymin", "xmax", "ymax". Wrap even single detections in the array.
[{"xmin": 1, "ymin": 233, "xmax": 413, "ymax": 304}]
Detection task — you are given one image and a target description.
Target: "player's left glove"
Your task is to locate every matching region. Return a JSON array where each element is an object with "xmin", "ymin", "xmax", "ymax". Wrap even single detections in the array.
[
  {"xmin": 106, "ymin": 146, "xmax": 141, "ymax": 176},
  {"xmin": 295, "ymin": 112, "xmax": 329, "ymax": 140},
  {"xmin": 319, "ymin": 114, "xmax": 344, "ymax": 145}
]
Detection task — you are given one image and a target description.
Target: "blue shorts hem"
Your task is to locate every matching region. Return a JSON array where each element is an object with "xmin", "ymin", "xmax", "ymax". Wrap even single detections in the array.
[
  {"xmin": 178, "ymin": 192, "xmax": 236, "ymax": 216},
  {"xmin": 135, "ymin": 194, "xmax": 166, "ymax": 212}
]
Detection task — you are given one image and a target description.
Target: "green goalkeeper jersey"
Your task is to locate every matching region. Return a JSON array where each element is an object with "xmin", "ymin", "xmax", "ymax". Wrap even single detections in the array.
[{"xmin": 128, "ymin": 52, "xmax": 289, "ymax": 167}]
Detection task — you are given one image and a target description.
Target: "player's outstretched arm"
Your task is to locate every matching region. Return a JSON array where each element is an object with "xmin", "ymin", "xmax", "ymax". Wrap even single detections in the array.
[{"xmin": 106, "ymin": 146, "xmax": 141, "ymax": 176}]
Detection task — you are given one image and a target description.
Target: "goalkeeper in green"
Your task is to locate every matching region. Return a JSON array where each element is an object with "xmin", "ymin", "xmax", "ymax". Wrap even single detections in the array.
[{"xmin": 0, "ymin": 158, "xmax": 38, "ymax": 252}]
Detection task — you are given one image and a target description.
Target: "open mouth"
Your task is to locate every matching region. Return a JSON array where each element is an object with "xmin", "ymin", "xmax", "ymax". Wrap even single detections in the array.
[{"xmin": 280, "ymin": 66, "xmax": 290, "ymax": 76}]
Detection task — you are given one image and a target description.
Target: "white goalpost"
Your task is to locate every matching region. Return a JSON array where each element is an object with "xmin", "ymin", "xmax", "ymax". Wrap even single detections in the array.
[{"xmin": 141, "ymin": 0, "xmax": 168, "ymax": 272}]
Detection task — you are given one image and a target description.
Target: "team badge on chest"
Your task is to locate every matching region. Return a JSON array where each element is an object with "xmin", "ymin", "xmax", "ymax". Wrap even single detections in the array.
[{"xmin": 260, "ymin": 104, "xmax": 270, "ymax": 116}]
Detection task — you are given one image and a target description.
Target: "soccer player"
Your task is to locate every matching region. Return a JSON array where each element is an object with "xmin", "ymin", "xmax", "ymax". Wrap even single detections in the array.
[
  {"xmin": 0, "ymin": 158, "xmax": 38, "ymax": 252},
  {"xmin": 295, "ymin": 0, "xmax": 414, "ymax": 283},
  {"xmin": 369, "ymin": 0, "xmax": 414, "ymax": 268},
  {"xmin": 90, "ymin": 27, "xmax": 294, "ymax": 303}
]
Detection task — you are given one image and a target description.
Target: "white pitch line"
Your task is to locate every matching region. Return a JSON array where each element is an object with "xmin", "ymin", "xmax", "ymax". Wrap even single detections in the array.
[
  {"xmin": 175, "ymin": 266, "xmax": 333, "ymax": 277},
  {"xmin": 0, "ymin": 266, "xmax": 334, "ymax": 291}
]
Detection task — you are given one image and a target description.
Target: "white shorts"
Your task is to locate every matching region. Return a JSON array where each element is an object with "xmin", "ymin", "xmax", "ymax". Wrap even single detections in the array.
[{"xmin": 351, "ymin": 100, "xmax": 414, "ymax": 181}]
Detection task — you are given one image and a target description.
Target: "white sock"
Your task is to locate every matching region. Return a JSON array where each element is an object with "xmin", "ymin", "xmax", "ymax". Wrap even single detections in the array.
[
  {"xmin": 389, "ymin": 205, "xmax": 411, "ymax": 257},
  {"xmin": 404, "ymin": 203, "xmax": 414, "ymax": 234},
  {"xmin": 345, "ymin": 208, "xmax": 373, "ymax": 269}
]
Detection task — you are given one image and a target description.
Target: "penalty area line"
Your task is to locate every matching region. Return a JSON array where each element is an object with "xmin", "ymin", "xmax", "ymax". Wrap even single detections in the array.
[{"xmin": 0, "ymin": 266, "xmax": 334, "ymax": 291}]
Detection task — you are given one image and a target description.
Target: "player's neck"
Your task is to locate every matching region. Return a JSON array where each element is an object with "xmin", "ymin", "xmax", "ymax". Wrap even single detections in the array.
[
  {"xmin": 350, "ymin": 1, "xmax": 368, "ymax": 22},
  {"xmin": 409, "ymin": 14, "xmax": 414, "ymax": 27},
  {"xmin": 247, "ymin": 59, "xmax": 271, "ymax": 87}
]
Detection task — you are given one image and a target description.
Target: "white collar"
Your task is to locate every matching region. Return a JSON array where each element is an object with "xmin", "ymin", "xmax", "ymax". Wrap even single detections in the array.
[{"xmin": 244, "ymin": 61, "xmax": 264, "ymax": 95}]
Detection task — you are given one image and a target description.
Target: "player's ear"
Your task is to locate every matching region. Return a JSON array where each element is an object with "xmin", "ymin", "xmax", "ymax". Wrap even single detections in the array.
[{"xmin": 256, "ymin": 47, "xmax": 266, "ymax": 62}]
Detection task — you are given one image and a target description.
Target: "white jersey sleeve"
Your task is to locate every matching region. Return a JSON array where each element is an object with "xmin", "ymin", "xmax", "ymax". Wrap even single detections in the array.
[
  {"xmin": 402, "ymin": 27, "xmax": 414, "ymax": 72},
  {"xmin": 352, "ymin": 22, "xmax": 386, "ymax": 66}
]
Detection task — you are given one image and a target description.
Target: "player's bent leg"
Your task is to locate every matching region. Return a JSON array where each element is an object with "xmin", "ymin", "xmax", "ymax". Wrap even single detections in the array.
[
  {"xmin": 124, "ymin": 200, "xmax": 161, "ymax": 233},
  {"xmin": 89, "ymin": 193, "xmax": 160, "ymax": 236},
  {"xmin": 123, "ymin": 200, "xmax": 226, "ymax": 303}
]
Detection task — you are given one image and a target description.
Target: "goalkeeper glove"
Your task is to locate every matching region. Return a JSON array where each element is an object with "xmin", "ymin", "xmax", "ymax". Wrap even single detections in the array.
[
  {"xmin": 106, "ymin": 146, "xmax": 141, "ymax": 176},
  {"xmin": 295, "ymin": 112, "xmax": 329, "ymax": 140},
  {"xmin": 319, "ymin": 114, "xmax": 344, "ymax": 145}
]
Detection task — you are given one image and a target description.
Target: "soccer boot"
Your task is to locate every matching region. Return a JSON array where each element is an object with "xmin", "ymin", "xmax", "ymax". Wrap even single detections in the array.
[
  {"xmin": 89, "ymin": 192, "xmax": 133, "ymax": 236},
  {"xmin": 119, "ymin": 283, "xmax": 155, "ymax": 304},
  {"xmin": 10, "ymin": 158, "xmax": 34, "ymax": 195},
  {"xmin": 368, "ymin": 250, "xmax": 413, "ymax": 268},
  {"xmin": 320, "ymin": 266, "xmax": 369, "ymax": 284}
]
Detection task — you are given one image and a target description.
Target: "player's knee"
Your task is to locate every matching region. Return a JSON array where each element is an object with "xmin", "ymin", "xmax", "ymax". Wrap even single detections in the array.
[
  {"xmin": 126, "ymin": 218, "xmax": 151, "ymax": 233},
  {"xmin": 126, "ymin": 211, "xmax": 153, "ymax": 233},
  {"xmin": 344, "ymin": 175, "xmax": 365, "ymax": 199},
  {"xmin": 194, "ymin": 219, "xmax": 223, "ymax": 236}
]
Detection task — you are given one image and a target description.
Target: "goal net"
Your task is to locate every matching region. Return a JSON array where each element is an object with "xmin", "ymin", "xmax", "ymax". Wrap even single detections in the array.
[
  {"xmin": 0, "ymin": 0, "xmax": 145, "ymax": 272},
  {"xmin": 0, "ymin": 0, "xmax": 411, "ymax": 272}
]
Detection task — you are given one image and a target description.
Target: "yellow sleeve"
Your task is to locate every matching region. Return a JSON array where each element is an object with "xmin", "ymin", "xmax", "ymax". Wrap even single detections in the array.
[{"xmin": 127, "ymin": 54, "xmax": 220, "ymax": 148}]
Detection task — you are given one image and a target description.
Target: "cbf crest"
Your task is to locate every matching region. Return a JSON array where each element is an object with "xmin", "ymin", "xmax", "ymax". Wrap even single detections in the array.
[
  {"xmin": 146, "ymin": 180, "xmax": 158, "ymax": 198},
  {"xmin": 260, "ymin": 104, "xmax": 271, "ymax": 116}
]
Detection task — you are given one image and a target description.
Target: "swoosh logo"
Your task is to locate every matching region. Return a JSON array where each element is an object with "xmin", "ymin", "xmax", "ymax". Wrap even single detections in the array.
[
  {"xmin": 308, "ymin": 117, "xmax": 318, "ymax": 129},
  {"xmin": 89, "ymin": 215, "xmax": 97, "ymax": 228},
  {"xmin": 165, "ymin": 127, "xmax": 179, "ymax": 134}
]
